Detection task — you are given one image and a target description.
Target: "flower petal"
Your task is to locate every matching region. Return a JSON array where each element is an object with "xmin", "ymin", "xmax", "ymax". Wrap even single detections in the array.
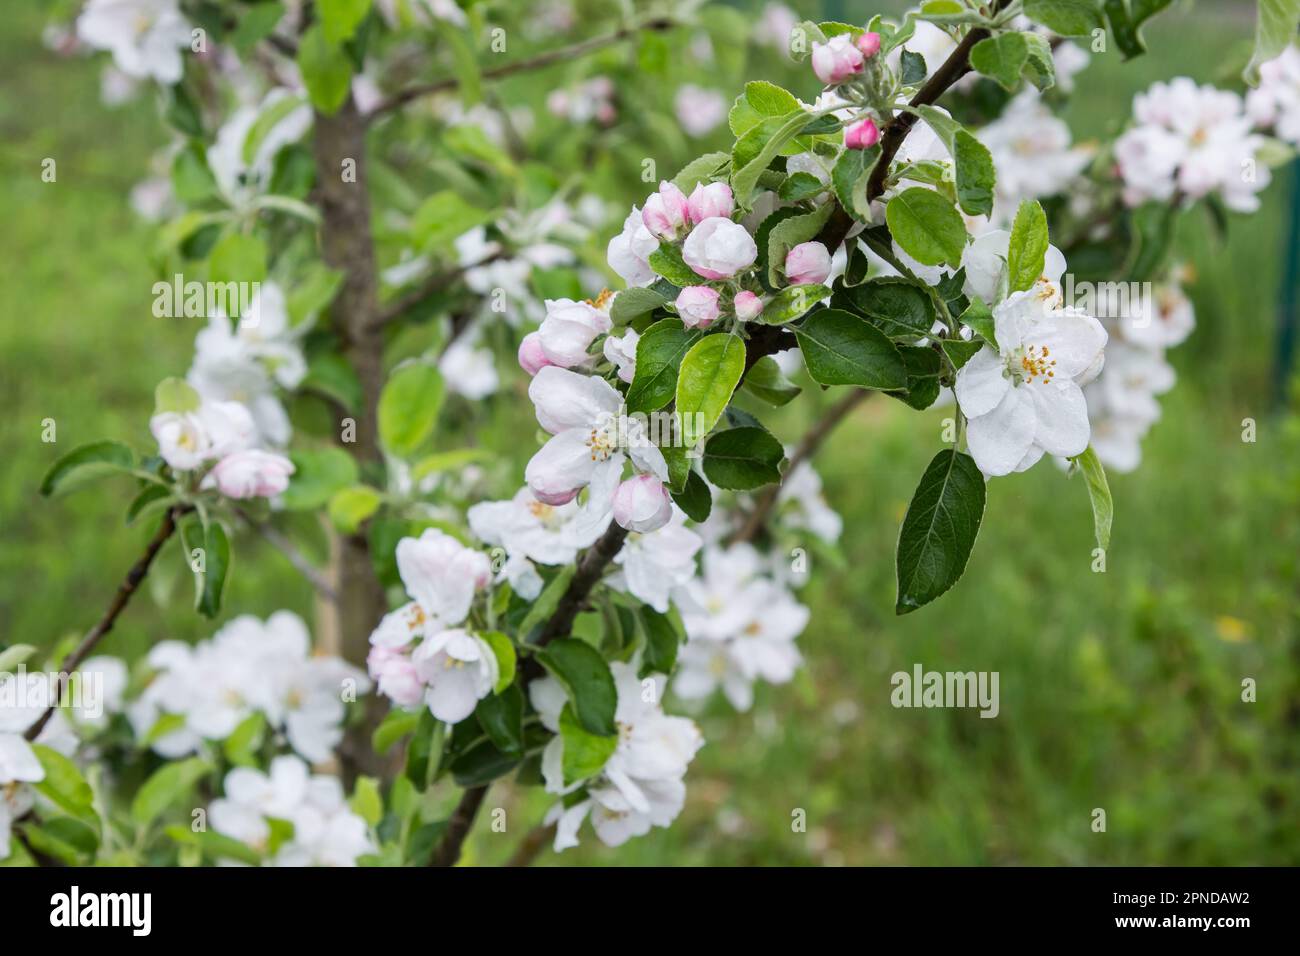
[
  {"xmin": 954, "ymin": 346, "xmax": 1009, "ymax": 418},
  {"xmin": 1029, "ymin": 380, "xmax": 1090, "ymax": 457},
  {"xmin": 966, "ymin": 386, "xmax": 1035, "ymax": 477},
  {"xmin": 527, "ymin": 366, "xmax": 622, "ymax": 435}
]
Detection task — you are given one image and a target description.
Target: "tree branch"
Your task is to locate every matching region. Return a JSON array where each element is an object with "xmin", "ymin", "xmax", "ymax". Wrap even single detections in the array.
[
  {"xmin": 370, "ymin": 17, "xmax": 678, "ymax": 121},
  {"xmin": 375, "ymin": 251, "xmax": 506, "ymax": 327},
  {"xmin": 506, "ymin": 821, "xmax": 557, "ymax": 867},
  {"xmin": 729, "ymin": 389, "xmax": 871, "ymax": 547},
  {"xmin": 232, "ymin": 506, "xmax": 337, "ymax": 602},
  {"xmin": 24, "ymin": 506, "xmax": 185, "ymax": 742}
]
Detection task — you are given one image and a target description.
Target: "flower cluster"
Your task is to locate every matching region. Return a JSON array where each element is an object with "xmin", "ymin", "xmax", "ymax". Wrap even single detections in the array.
[
  {"xmin": 1247, "ymin": 45, "xmax": 1300, "ymax": 146},
  {"xmin": 366, "ymin": 529, "xmax": 500, "ymax": 723},
  {"xmin": 1115, "ymin": 77, "xmax": 1271, "ymax": 212},
  {"xmin": 129, "ymin": 612, "xmax": 367, "ymax": 763},
  {"xmin": 209, "ymin": 756, "xmax": 375, "ymax": 866},
  {"xmin": 534, "ymin": 663, "xmax": 703, "ymax": 850}
]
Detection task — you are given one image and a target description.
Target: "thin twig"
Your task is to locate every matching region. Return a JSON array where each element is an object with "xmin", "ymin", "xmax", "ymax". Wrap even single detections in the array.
[
  {"xmin": 232, "ymin": 506, "xmax": 337, "ymax": 602},
  {"xmin": 24, "ymin": 506, "xmax": 185, "ymax": 742},
  {"xmin": 729, "ymin": 390, "xmax": 871, "ymax": 546},
  {"xmin": 370, "ymin": 17, "xmax": 678, "ymax": 120},
  {"xmin": 506, "ymin": 822, "xmax": 557, "ymax": 867},
  {"xmin": 375, "ymin": 251, "xmax": 506, "ymax": 326}
]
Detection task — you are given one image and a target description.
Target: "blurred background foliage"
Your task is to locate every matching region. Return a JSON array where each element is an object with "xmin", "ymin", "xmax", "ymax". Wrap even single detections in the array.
[{"xmin": 1, "ymin": 0, "xmax": 1297, "ymax": 865}]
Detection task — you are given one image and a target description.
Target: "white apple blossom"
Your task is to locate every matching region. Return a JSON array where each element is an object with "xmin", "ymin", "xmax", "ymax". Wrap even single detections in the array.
[
  {"xmin": 439, "ymin": 333, "xmax": 500, "ymax": 400},
  {"xmin": 674, "ymin": 84, "xmax": 728, "ymax": 137},
  {"xmin": 150, "ymin": 398, "xmax": 255, "ymax": 471},
  {"xmin": 608, "ymin": 507, "xmax": 702, "ymax": 613},
  {"xmin": 201, "ymin": 448, "xmax": 295, "ymax": 499},
  {"xmin": 524, "ymin": 366, "xmax": 667, "ymax": 508},
  {"xmin": 469, "ymin": 487, "xmax": 606, "ymax": 571},
  {"xmin": 1115, "ymin": 78, "xmax": 1270, "ymax": 212},
  {"xmin": 534, "ymin": 663, "xmax": 702, "ymax": 851},
  {"xmin": 602, "ymin": 327, "xmax": 639, "ymax": 383},
  {"xmin": 1247, "ymin": 45, "xmax": 1300, "ymax": 146},
  {"xmin": 412, "ymin": 628, "xmax": 499, "ymax": 723},
  {"xmin": 776, "ymin": 460, "xmax": 843, "ymax": 544},
  {"xmin": 77, "ymin": 0, "xmax": 192, "ymax": 85},
  {"xmin": 607, "ymin": 206, "xmax": 659, "ymax": 287},
  {"xmin": 210, "ymin": 756, "xmax": 374, "ymax": 866},
  {"xmin": 0, "ymin": 732, "xmax": 43, "ymax": 860},
  {"xmin": 536, "ymin": 297, "xmax": 612, "ymax": 368},
  {"xmin": 208, "ymin": 91, "xmax": 312, "ymax": 208},
  {"xmin": 977, "ymin": 92, "xmax": 1091, "ymax": 226},
  {"xmin": 612, "ymin": 475, "xmax": 673, "ymax": 533},
  {"xmin": 955, "ymin": 290, "xmax": 1108, "ymax": 476}
]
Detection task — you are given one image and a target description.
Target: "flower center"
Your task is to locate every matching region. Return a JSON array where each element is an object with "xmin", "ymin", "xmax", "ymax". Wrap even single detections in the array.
[
  {"xmin": 586, "ymin": 424, "xmax": 617, "ymax": 462},
  {"xmin": 1008, "ymin": 344, "xmax": 1057, "ymax": 386},
  {"xmin": 442, "ymin": 656, "xmax": 466, "ymax": 670}
]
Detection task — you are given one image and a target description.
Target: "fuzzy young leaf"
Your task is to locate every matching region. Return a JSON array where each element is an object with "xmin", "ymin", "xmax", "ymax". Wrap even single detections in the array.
[
  {"xmin": 831, "ymin": 144, "xmax": 881, "ymax": 219},
  {"xmin": 886, "ymin": 188, "xmax": 968, "ymax": 268},
  {"xmin": 795, "ymin": 309, "xmax": 907, "ymax": 389},
  {"xmin": 1023, "ymin": 0, "xmax": 1105, "ymax": 36},
  {"xmin": 969, "ymin": 32, "xmax": 1030, "ymax": 90},
  {"xmin": 1006, "ymin": 200, "xmax": 1049, "ymax": 293},
  {"xmin": 896, "ymin": 450, "xmax": 986, "ymax": 614},
  {"xmin": 675, "ymin": 333, "xmax": 747, "ymax": 447}
]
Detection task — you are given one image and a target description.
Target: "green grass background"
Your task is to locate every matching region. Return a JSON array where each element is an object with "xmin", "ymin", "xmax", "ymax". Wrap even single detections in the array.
[{"xmin": 2, "ymin": 1, "xmax": 1297, "ymax": 865}]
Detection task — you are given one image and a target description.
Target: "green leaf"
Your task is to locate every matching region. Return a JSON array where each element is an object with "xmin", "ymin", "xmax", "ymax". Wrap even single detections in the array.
[
  {"xmin": 535, "ymin": 638, "xmax": 617, "ymax": 737},
  {"xmin": 671, "ymin": 469, "xmax": 713, "ymax": 522},
  {"xmin": 297, "ymin": 25, "xmax": 353, "ymax": 114},
  {"xmin": 475, "ymin": 683, "xmax": 524, "ymax": 755},
  {"xmin": 280, "ymin": 447, "xmax": 359, "ymax": 510},
  {"xmin": 649, "ymin": 243, "xmax": 702, "ymax": 287},
  {"xmin": 328, "ymin": 485, "xmax": 383, "ymax": 534},
  {"xmin": 405, "ymin": 708, "xmax": 440, "ymax": 787},
  {"xmin": 288, "ymin": 265, "xmax": 343, "ymax": 327},
  {"xmin": 40, "ymin": 440, "xmax": 135, "ymax": 497},
  {"xmin": 1246, "ymin": 0, "xmax": 1300, "ymax": 83},
  {"xmin": 411, "ymin": 191, "xmax": 492, "ymax": 251},
  {"xmin": 154, "ymin": 377, "xmax": 201, "ymax": 414},
  {"xmin": 671, "ymin": 152, "xmax": 731, "ymax": 193},
  {"xmin": 558, "ymin": 704, "xmax": 617, "ymax": 786},
  {"xmin": 1023, "ymin": 0, "xmax": 1105, "ymax": 35},
  {"xmin": 165, "ymin": 824, "xmax": 262, "ymax": 865},
  {"xmin": 479, "ymin": 631, "xmax": 517, "ymax": 694},
  {"xmin": 1104, "ymin": 0, "xmax": 1174, "ymax": 60},
  {"xmin": 1021, "ymin": 32, "xmax": 1058, "ymax": 91},
  {"xmin": 350, "ymin": 775, "xmax": 383, "ymax": 826},
  {"xmin": 609, "ymin": 287, "xmax": 668, "ymax": 324},
  {"xmin": 209, "ymin": 231, "xmax": 267, "ymax": 291},
  {"xmin": 638, "ymin": 607, "xmax": 683, "ymax": 677},
  {"xmin": 779, "ymin": 172, "xmax": 828, "ymax": 202},
  {"xmin": 1072, "ymin": 446, "xmax": 1113, "ymax": 551},
  {"xmin": 32, "ymin": 745, "xmax": 96, "ymax": 820},
  {"xmin": 831, "ymin": 144, "xmax": 881, "ymax": 219},
  {"xmin": 703, "ymin": 427, "xmax": 784, "ymax": 491},
  {"xmin": 959, "ymin": 298, "xmax": 997, "ymax": 345},
  {"xmin": 900, "ymin": 49, "xmax": 929, "ymax": 85},
  {"xmin": 886, "ymin": 188, "xmax": 967, "ymax": 268},
  {"xmin": 895, "ymin": 450, "xmax": 986, "ymax": 614},
  {"xmin": 757, "ymin": 283, "xmax": 831, "ymax": 325},
  {"xmin": 378, "ymin": 363, "xmax": 444, "ymax": 458},
  {"xmin": 969, "ymin": 32, "xmax": 1030, "ymax": 90},
  {"xmin": 675, "ymin": 333, "xmax": 747, "ymax": 447},
  {"xmin": 953, "ymin": 130, "xmax": 996, "ymax": 217},
  {"xmin": 517, "ymin": 565, "xmax": 575, "ymax": 638},
  {"xmin": 887, "ymin": 345, "xmax": 943, "ymax": 410},
  {"xmin": 1006, "ymin": 199, "xmax": 1050, "ymax": 294},
  {"xmin": 843, "ymin": 278, "xmax": 936, "ymax": 339},
  {"xmin": 732, "ymin": 109, "xmax": 816, "ymax": 207},
  {"xmin": 1124, "ymin": 201, "xmax": 1176, "ymax": 282},
  {"xmin": 410, "ymin": 448, "xmax": 493, "ymax": 481},
  {"xmin": 742, "ymin": 355, "xmax": 801, "ymax": 406},
  {"xmin": 21, "ymin": 817, "xmax": 98, "ymax": 864},
  {"xmin": 745, "ymin": 80, "xmax": 801, "ymax": 116},
  {"xmin": 0, "ymin": 644, "xmax": 36, "ymax": 672},
  {"xmin": 941, "ymin": 337, "xmax": 985, "ymax": 371},
  {"xmin": 193, "ymin": 521, "xmax": 230, "ymax": 618},
  {"xmin": 223, "ymin": 712, "xmax": 266, "ymax": 766},
  {"xmin": 231, "ymin": 2, "xmax": 286, "ymax": 55},
  {"xmin": 131, "ymin": 757, "xmax": 211, "ymax": 828},
  {"xmin": 794, "ymin": 309, "xmax": 907, "ymax": 389},
  {"xmin": 449, "ymin": 737, "xmax": 521, "ymax": 787},
  {"xmin": 372, "ymin": 708, "xmax": 420, "ymax": 754}
]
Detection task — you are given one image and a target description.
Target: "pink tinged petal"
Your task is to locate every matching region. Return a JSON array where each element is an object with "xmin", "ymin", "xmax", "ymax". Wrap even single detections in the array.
[
  {"xmin": 525, "ymin": 428, "xmax": 600, "ymax": 502},
  {"xmin": 966, "ymin": 387, "xmax": 1036, "ymax": 477},
  {"xmin": 954, "ymin": 347, "xmax": 1010, "ymax": 418},
  {"xmin": 527, "ymin": 366, "xmax": 621, "ymax": 434},
  {"xmin": 1028, "ymin": 380, "xmax": 1090, "ymax": 457}
]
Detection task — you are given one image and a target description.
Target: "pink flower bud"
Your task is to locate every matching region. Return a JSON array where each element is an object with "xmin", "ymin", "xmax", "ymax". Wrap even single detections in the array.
[
  {"xmin": 518, "ymin": 331, "xmax": 552, "ymax": 376},
  {"xmin": 733, "ymin": 290, "xmax": 764, "ymax": 322},
  {"xmin": 681, "ymin": 217, "xmax": 758, "ymax": 280},
  {"xmin": 641, "ymin": 181, "xmax": 691, "ymax": 240},
  {"xmin": 675, "ymin": 285, "xmax": 722, "ymax": 329},
  {"xmin": 367, "ymin": 645, "xmax": 424, "ymax": 709},
  {"xmin": 855, "ymin": 31, "xmax": 881, "ymax": 58},
  {"xmin": 811, "ymin": 34, "xmax": 864, "ymax": 86},
  {"xmin": 686, "ymin": 181, "xmax": 734, "ymax": 224},
  {"xmin": 844, "ymin": 117, "xmax": 880, "ymax": 150},
  {"xmin": 612, "ymin": 476, "xmax": 673, "ymax": 533},
  {"xmin": 784, "ymin": 241, "xmax": 832, "ymax": 286},
  {"xmin": 202, "ymin": 449, "xmax": 295, "ymax": 500}
]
